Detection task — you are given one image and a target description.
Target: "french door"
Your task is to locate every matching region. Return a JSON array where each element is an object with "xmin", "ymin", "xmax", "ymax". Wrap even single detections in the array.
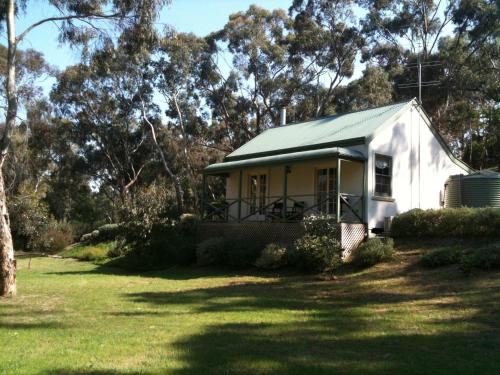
[
  {"xmin": 316, "ymin": 168, "xmax": 337, "ymax": 214},
  {"xmin": 249, "ymin": 174, "xmax": 267, "ymax": 215}
]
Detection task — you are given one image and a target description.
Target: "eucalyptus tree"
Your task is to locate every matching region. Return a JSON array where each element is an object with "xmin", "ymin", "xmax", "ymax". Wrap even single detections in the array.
[
  {"xmin": 358, "ymin": 0, "xmax": 456, "ymax": 59},
  {"xmin": 0, "ymin": 45, "xmax": 56, "ymax": 111},
  {"xmin": 0, "ymin": 0, "xmax": 167, "ymax": 297},
  {"xmin": 354, "ymin": 0, "xmax": 459, "ymax": 111},
  {"xmin": 333, "ymin": 66, "xmax": 394, "ymax": 112},
  {"xmin": 52, "ymin": 47, "xmax": 158, "ymax": 207},
  {"xmin": 289, "ymin": 0, "xmax": 365, "ymax": 117},
  {"xmin": 151, "ymin": 31, "xmax": 213, "ymax": 209},
  {"xmin": 0, "ymin": 48, "xmax": 56, "ymax": 198},
  {"xmin": 200, "ymin": 59, "xmax": 257, "ymax": 150},
  {"xmin": 211, "ymin": 5, "xmax": 298, "ymax": 135},
  {"xmin": 355, "ymin": 0, "xmax": 499, "ymax": 169}
]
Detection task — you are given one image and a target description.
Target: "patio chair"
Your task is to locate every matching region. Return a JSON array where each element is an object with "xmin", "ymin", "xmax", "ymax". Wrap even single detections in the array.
[
  {"xmin": 266, "ymin": 202, "xmax": 283, "ymax": 221},
  {"xmin": 287, "ymin": 201, "xmax": 305, "ymax": 220}
]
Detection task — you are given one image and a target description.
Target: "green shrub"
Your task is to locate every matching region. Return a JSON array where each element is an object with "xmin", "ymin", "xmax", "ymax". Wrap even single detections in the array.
[
  {"xmin": 103, "ymin": 184, "xmax": 197, "ymax": 271},
  {"xmin": 77, "ymin": 247, "xmax": 109, "ymax": 261},
  {"xmin": 291, "ymin": 214, "xmax": 343, "ymax": 275},
  {"xmin": 80, "ymin": 224, "xmax": 123, "ymax": 244},
  {"xmin": 459, "ymin": 245, "xmax": 500, "ymax": 275},
  {"xmin": 195, "ymin": 237, "xmax": 261, "ymax": 269},
  {"xmin": 303, "ymin": 214, "xmax": 339, "ymax": 237},
  {"xmin": 293, "ymin": 234, "xmax": 343, "ymax": 275},
  {"xmin": 128, "ymin": 223, "xmax": 197, "ymax": 270},
  {"xmin": 107, "ymin": 239, "xmax": 127, "ymax": 258},
  {"xmin": 60, "ymin": 242, "xmax": 115, "ymax": 261},
  {"xmin": 418, "ymin": 242, "xmax": 500, "ymax": 274},
  {"xmin": 80, "ymin": 230, "xmax": 100, "ymax": 243},
  {"xmin": 35, "ymin": 221, "xmax": 74, "ymax": 253},
  {"xmin": 255, "ymin": 243, "xmax": 288, "ymax": 269},
  {"xmin": 421, "ymin": 247, "xmax": 462, "ymax": 268},
  {"xmin": 196, "ymin": 237, "xmax": 227, "ymax": 266},
  {"xmin": 353, "ymin": 238, "xmax": 395, "ymax": 267},
  {"xmin": 179, "ymin": 213, "xmax": 200, "ymax": 234},
  {"xmin": 225, "ymin": 240, "xmax": 261, "ymax": 268},
  {"xmin": 119, "ymin": 183, "xmax": 177, "ymax": 243},
  {"xmin": 391, "ymin": 208, "xmax": 500, "ymax": 238},
  {"xmin": 9, "ymin": 189, "xmax": 50, "ymax": 251},
  {"xmin": 96, "ymin": 223, "xmax": 123, "ymax": 241},
  {"xmin": 9, "ymin": 189, "xmax": 77, "ymax": 253}
]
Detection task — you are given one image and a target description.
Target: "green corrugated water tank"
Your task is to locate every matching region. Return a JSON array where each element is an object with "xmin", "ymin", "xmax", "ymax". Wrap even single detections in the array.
[{"xmin": 444, "ymin": 171, "xmax": 500, "ymax": 208}]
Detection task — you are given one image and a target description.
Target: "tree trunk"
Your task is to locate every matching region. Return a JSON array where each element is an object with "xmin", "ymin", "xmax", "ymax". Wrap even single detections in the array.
[
  {"xmin": 141, "ymin": 107, "xmax": 184, "ymax": 215},
  {"xmin": 0, "ymin": 0, "xmax": 17, "ymax": 297},
  {"xmin": 153, "ymin": 138, "xmax": 184, "ymax": 216},
  {"xmin": 0, "ymin": 168, "xmax": 15, "ymax": 297},
  {"xmin": 171, "ymin": 94, "xmax": 198, "ymax": 210}
]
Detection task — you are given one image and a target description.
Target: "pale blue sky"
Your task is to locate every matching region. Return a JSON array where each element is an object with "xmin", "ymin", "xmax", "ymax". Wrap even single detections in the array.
[
  {"xmin": 11, "ymin": 0, "xmax": 451, "ymax": 102},
  {"xmin": 16, "ymin": 0, "xmax": 293, "ymax": 70}
]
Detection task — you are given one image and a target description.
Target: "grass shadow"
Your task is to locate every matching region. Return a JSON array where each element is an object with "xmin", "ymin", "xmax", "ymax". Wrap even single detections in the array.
[
  {"xmin": 169, "ymin": 322, "xmax": 500, "ymax": 375},
  {"xmin": 119, "ymin": 249, "xmax": 500, "ymax": 374},
  {"xmin": 47, "ymin": 262, "xmax": 299, "ymax": 281},
  {"xmin": 0, "ymin": 321, "xmax": 65, "ymax": 330},
  {"xmin": 42, "ymin": 370, "xmax": 150, "ymax": 375}
]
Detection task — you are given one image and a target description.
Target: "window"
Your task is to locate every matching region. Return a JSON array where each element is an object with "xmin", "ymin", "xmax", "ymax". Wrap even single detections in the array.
[
  {"xmin": 249, "ymin": 174, "xmax": 267, "ymax": 214},
  {"xmin": 316, "ymin": 168, "xmax": 337, "ymax": 214},
  {"xmin": 374, "ymin": 155, "xmax": 392, "ymax": 197}
]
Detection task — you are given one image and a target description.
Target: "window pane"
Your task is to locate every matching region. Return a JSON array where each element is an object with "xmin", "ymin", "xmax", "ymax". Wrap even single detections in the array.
[
  {"xmin": 249, "ymin": 175, "xmax": 267, "ymax": 214},
  {"xmin": 317, "ymin": 168, "xmax": 337, "ymax": 214},
  {"xmin": 250, "ymin": 176, "xmax": 257, "ymax": 214},
  {"xmin": 375, "ymin": 156, "xmax": 391, "ymax": 176},
  {"xmin": 375, "ymin": 155, "xmax": 392, "ymax": 197},
  {"xmin": 328, "ymin": 168, "xmax": 336, "ymax": 214},
  {"xmin": 259, "ymin": 175, "xmax": 266, "ymax": 213},
  {"xmin": 317, "ymin": 169, "xmax": 327, "ymax": 213},
  {"xmin": 377, "ymin": 175, "xmax": 391, "ymax": 186}
]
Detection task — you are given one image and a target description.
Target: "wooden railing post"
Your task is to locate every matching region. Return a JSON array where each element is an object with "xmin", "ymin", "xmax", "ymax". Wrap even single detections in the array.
[
  {"xmin": 362, "ymin": 160, "xmax": 367, "ymax": 225},
  {"xmin": 283, "ymin": 165, "xmax": 289, "ymax": 221},
  {"xmin": 201, "ymin": 173, "xmax": 206, "ymax": 220},
  {"xmin": 237, "ymin": 169, "xmax": 243, "ymax": 221},
  {"xmin": 336, "ymin": 158, "xmax": 341, "ymax": 223}
]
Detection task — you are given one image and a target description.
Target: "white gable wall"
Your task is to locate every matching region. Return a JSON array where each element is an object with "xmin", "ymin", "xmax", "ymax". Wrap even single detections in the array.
[{"xmin": 367, "ymin": 104, "xmax": 469, "ymax": 231}]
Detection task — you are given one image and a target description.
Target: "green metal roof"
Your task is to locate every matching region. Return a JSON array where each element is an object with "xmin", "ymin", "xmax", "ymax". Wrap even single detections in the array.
[
  {"xmin": 226, "ymin": 100, "xmax": 411, "ymax": 161},
  {"xmin": 205, "ymin": 147, "xmax": 365, "ymax": 174}
]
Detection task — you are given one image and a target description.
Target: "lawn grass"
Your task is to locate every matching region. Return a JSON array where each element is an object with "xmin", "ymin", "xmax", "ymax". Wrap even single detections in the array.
[
  {"xmin": 59, "ymin": 242, "xmax": 116, "ymax": 261},
  {"xmin": 1, "ymin": 246, "xmax": 500, "ymax": 374}
]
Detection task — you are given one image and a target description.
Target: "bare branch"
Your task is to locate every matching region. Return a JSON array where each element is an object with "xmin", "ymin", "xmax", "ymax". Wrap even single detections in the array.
[{"xmin": 17, "ymin": 12, "xmax": 122, "ymax": 43}]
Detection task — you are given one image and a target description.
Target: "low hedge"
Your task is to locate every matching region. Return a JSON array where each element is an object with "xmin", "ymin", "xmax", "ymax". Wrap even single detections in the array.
[
  {"xmin": 352, "ymin": 238, "xmax": 395, "ymax": 267},
  {"xmin": 391, "ymin": 208, "xmax": 500, "ymax": 238},
  {"xmin": 255, "ymin": 243, "xmax": 288, "ymax": 270},
  {"xmin": 292, "ymin": 235, "xmax": 343, "ymax": 275},
  {"xmin": 196, "ymin": 237, "xmax": 262, "ymax": 269},
  {"xmin": 420, "ymin": 242, "xmax": 500, "ymax": 275},
  {"xmin": 80, "ymin": 223, "xmax": 124, "ymax": 244},
  {"xmin": 421, "ymin": 247, "xmax": 462, "ymax": 268}
]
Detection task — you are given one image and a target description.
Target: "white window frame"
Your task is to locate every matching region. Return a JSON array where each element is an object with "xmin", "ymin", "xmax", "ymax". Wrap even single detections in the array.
[{"xmin": 373, "ymin": 154, "xmax": 393, "ymax": 198}]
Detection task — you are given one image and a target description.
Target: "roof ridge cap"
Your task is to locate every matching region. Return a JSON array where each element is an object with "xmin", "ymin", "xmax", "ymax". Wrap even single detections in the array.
[{"xmin": 267, "ymin": 99, "xmax": 412, "ymax": 129}]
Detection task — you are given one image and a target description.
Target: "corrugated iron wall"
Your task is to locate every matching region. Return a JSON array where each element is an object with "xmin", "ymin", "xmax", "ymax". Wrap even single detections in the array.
[{"xmin": 445, "ymin": 174, "xmax": 500, "ymax": 208}]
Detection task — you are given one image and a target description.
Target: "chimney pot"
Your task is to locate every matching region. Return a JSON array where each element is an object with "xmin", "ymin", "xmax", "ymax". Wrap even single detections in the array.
[{"xmin": 280, "ymin": 107, "xmax": 287, "ymax": 126}]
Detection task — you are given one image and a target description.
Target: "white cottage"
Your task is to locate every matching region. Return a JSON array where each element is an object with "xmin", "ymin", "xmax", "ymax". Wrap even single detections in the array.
[{"xmin": 202, "ymin": 99, "xmax": 472, "ymax": 249}]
